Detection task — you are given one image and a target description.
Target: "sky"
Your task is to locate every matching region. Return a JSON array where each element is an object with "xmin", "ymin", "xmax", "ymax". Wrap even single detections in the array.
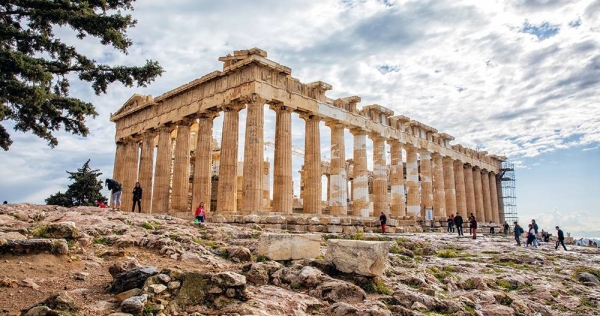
[{"xmin": 1, "ymin": 0, "xmax": 599, "ymax": 238}]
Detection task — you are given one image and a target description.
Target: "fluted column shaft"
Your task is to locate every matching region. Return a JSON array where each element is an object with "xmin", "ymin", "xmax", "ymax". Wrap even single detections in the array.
[
  {"xmin": 171, "ymin": 120, "xmax": 193, "ymax": 212},
  {"xmin": 432, "ymin": 153, "xmax": 446, "ymax": 217},
  {"xmin": 302, "ymin": 114, "xmax": 322, "ymax": 214},
  {"xmin": 473, "ymin": 167, "xmax": 485, "ymax": 221},
  {"xmin": 242, "ymin": 97, "xmax": 265, "ymax": 214},
  {"xmin": 351, "ymin": 129, "xmax": 369, "ymax": 217},
  {"xmin": 192, "ymin": 112, "xmax": 218, "ymax": 211},
  {"xmin": 489, "ymin": 172, "xmax": 500, "ymax": 223},
  {"xmin": 328, "ymin": 122, "xmax": 348, "ymax": 216},
  {"xmin": 139, "ymin": 132, "xmax": 156, "ymax": 213},
  {"xmin": 122, "ymin": 140, "xmax": 139, "ymax": 212},
  {"xmin": 481, "ymin": 170, "xmax": 493, "ymax": 223},
  {"xmin": 454, "ymin": 161, "xmax": 467, "ymax": 218},
  {"xmin": 464, "ymin": 164, "xmax": 476, "ymax": 218},
  {"xmin": 406, "ymin": 146, "xmax": 420, "ymax": 216},
  {"xmin": 271, "ymin": 104, "xmax": 293, "ymax": 214},
  {"xmin": 420, "ymin": 150, "xmax": 434, "ymax": 216},
  {"xmin": 111, "ymin": 141, "xmax": 126, "ymax": 206},
  {"xmin": 217, "ymin": 103, "xmax": 245, "ymax": 213},
  {"xmin": 497, "ymin": 178, "xmax": 505, "ymax": 223},
  {"xmin": 153, "ymin": 126, "xmax": 173, "ymax": 213},
  {"xmin": 390, "ymin": 141, "xmax": 406, "ymax": 217},
  {"xmin": 443, "ymin": 157, "xmax": 457, "ymax": 216},
  {"xmin": 371, "ymin": 135, "xmax": 388, "ymax": 215}
]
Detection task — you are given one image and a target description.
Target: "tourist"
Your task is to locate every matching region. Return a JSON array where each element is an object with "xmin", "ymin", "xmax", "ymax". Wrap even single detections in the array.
[
  {"xmin": 531, "ymin": 220, "xmax": 540, "ymax": 247},
  {"xmin": 526, "ymin": 224, "xmax": 538, "ymax": 248},
  {"xmin": 489, "ymin": 221, "xmax": 495, "ymax": 234},
  {"xmin": 194, "ymin": 202, "xmax": 207, "ymax": 224},
  {"xmin": 379, "ymin": 211, "xmax": 387, "ymax": 234},
  {"xmin": 105, "ymin": 178, "xmax": 122, "ymax": 210},
  {"xmin": 447, "ymin": 216, "xmax": 454, "ymax": 233},
  {"xmin": 2, "ymin": 201, "xmax": 7, "ymax": 205},
  {"xmin": 454, "ymin": 213, "xmax": 464, "ymax": 236},
  {"xmin": 471, "ymin": 216, "xmax": 478, "ymax": 239},
  {"xmin": 503, "ymin": 221, "xmax": 510, "ymax": 235},
  {"xmin": 468, "ymin": 213, "xmax": 476, "ymax": 236},
  {"xmin": 514, "ymin": 222, "xmax": 523, "ymax": 246},
  {"xmin": 555, "ymin": 226, "xmax": 567, "ymax": 251},
  {"xmin": 132, "ymin": 182, "xmax": 143, "ymax": 213},
  {"xmin": 95, "ymin": 200, "xmax": 107, "ymax": 208}
]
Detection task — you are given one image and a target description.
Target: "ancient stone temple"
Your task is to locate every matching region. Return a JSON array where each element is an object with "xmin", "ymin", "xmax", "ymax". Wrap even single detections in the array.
[{"xmin": 110, "ymin": 48, "xmax": 506, "ymax": 228}]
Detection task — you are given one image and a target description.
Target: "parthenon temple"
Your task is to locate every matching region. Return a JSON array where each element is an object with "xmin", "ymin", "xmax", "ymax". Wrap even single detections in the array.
[{"xmin": 110, "ymin": 48, "xmax": 507, "ymax": 229}]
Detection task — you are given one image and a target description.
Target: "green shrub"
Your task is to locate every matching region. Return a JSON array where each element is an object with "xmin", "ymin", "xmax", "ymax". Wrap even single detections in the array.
[
  {"xmin": 436, "ymin": 249, "xmax": 459, "ymax": 258},
  {"xmin": 93, "ymin": 237, "xmax": 111, "ymax": 245},
  {"xmin": 141, "ymin": 221, "xmax": 154, "ymax": 230}
]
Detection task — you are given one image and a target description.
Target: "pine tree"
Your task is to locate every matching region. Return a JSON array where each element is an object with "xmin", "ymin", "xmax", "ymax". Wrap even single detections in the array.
[
  {"xmin": 0, "ymin": 0, "xmax": 164, "ymax": 151},
  {"xmin": 46, "ymin": 159, "xmax": 106, "ymax": 206}
]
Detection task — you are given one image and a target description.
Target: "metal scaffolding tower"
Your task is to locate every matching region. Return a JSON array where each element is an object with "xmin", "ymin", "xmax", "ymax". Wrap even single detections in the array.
[{"xmin": 499, "ymin": 161, "xmax": 517, "ymax": 224}]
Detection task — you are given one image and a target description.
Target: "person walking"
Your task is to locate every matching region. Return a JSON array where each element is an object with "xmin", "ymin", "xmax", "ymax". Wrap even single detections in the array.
[
  {"xmin": 514, "ymin": 222, "xmax": 523, "ymax": 246},
  {"xmin": 447, "ymin": 216, "xmax": 454, "ymax": 233},
  {"xmin": 454, "ymin": 213, "xmax": 464, "ymax": 236},
  {"xmin": 379, "ymin": 211, "xmax": 387, "ymax": 234},
  {"xmin": 471, "ymin": 216, "xmax": 478, "ymax": 239},
  {"xmin": 503, "ymin": 221, "xmax": 510, "ymax": 235},
  {"xmin": 555, "ymin": 226, "xmax": 567, "ymax": 251},
  {"xmin": 105, "ymin": 178, "xmax": 122, "ymax": 210},
  {"xmin": 194, "ymin": 202, "xmax": 207, "ymax": 224},
  {"xmin": 531, "ymin": 219, "xmax": 540, "ymax": 247},
  {"xmin": 489, "ymin": 221, "xmax": 495, "ymax": 234},
  {"xmin": 526, "ymin": 224, "xmax": 538, "ymax": 248},
  {"xmin": 131, "ymin": 182, "xmax": 142, "ymax": 213}
]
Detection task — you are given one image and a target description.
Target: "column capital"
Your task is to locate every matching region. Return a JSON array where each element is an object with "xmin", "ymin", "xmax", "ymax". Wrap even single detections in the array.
[
  {"xmin": 368, "ymin": 133, "xmax": 385, "ymax": 141},
  {"xmin": 237, "ymin": 93, "xmax": 266, "ymax": 106},
  {"xmin": 176, "ymin": 117, "xmax": 196, "ymax": 126},
  {"xmin": 143, "ymin": 129, "xmax": 158, "ymax": 140},
  {"xmin": 198, "ymin": 109, "xmax": 220, "ymax": 120},
  {"xmin": 269, "ymin": 103, "xmax": 294, "ymax": 113},
  {"xmin": 324, "ymin": 120, "xmax": 344, "ymax": 129},
  {"xmin": 299, "ymin": 112, "xmax": 320, "ymax": 122},
  {"xmin": 222, "ymin": 101, "xmax": 246, "ymax": 113},
  {"xmin": 349, "ymin": 128, "xmax": 368, "ymax": 136},
  {"xmin": 158, "ymin": 123, "xmax": 176, "ymax": 133}
]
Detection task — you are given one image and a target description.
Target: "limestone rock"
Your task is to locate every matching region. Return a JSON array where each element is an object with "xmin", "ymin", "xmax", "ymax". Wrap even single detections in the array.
[
  {"xmin": 111, "ymin": 266, "xmax": 158, "ymax": 293},
  {"xmin": 309, "ymin": 280, "xmax": 366, "ymax": 303},
  {"xmin": 172, "ymin": 272, "xmax": 209, "ymax": 310},
  {"xmin": 242, "ymin": 285, "xmax": 323, "ymax": 316},
  {"xmin": 257, "ymin": 233, "xmax": 321, "ymax": 260},
  {"xmin": 115, "ymin": 288, "xmax": 142, "ymax": 303},
  {"xmin": 577, "ymin": 272, "xmax": 600, "ymax": 286},
  {"xmin": 325, "ymin": 239, "xmax": 390, "ymax": 277},
  {"xmin": 0, "ymin": 238, "xmax": 68, "ymax": 255},
  {"xmin": 121, "ymin": 294, "xmax": 147, "ymax": 314},
  {"xmin": 226, "ymin": 246, "xmax": 252, "ymax": 263},
  {"xmin": 36, "ymin": 221, "xmax": 81, "ymax": 239},
  {"xmin": 24, "ymin": 306, "xmax": 52, "ymax": 316},
  {"xmin": 108, "ymin": 258, "xmax": 141, "ymax": 277}
]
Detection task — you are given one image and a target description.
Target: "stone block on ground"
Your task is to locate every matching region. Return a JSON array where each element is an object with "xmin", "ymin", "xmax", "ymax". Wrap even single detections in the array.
[
  {"xmin": 325, "ymin": 239, "xmax": 390, "ymax": 277},
  {"xmin": 257, "ymin": 233, "xmax": 321, "ymax": 260}
]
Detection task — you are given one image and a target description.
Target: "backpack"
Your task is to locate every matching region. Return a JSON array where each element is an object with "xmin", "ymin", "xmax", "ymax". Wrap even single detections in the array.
[{"xmin": 114, "ymin": 181, "xmax": 122, "ymax": 192}]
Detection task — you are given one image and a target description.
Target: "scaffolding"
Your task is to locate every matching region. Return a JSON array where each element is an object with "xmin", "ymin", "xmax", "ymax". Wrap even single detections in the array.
[{"xmin": 499, "ymin": 161, "xmax": 518, "ymax": 224}]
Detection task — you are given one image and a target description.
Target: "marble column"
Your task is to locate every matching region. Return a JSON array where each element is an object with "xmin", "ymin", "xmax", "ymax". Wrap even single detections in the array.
[
  {"xmin": 327, "ymin": 122, "xmax": 348, "ymax": 216},
  {"xmin": 111, "ymin": 141, "xmax": 127, "ymax": 206},
  {"xmin": 171, "ymin": 119, "xmax": 193, "ymax": 213},
  {"xmin": 454, "ymin": 160, "xmax": 467, "ymax": 218},
  {"xmin": 389, "ymin": 141, "xmax": 406, "ymax": 217},
  {"xmin": 192, "ymin": 111, "xmax": 218, "ymax": 211},
  {"xmin": 242, "ymin": 96, "xmax": 265, "ymax": 214},
  {"xmin": 350, "ymin": 129, "xmax": 369, "ymax": 217},
  {"xmin": 464, "ymin": 164, "xmax": 476, "ymax": 218},
  {"xmin": 443, "ymin": 157, "xmax": 457, "ymax": 216},
  {"xmin": 432, "ymin": 153, "xmax": 446, "ymax": 217},
  {"xmin": 122, "ymin": 139, "xmax": 139, "ymax": 212},
  {"xmin": 371, "ymin": 135, "xmax": 388, "ymax": 215},
  {"xmin": 405, "ymin": 145, "xmax": 420, "ymax": 216},
  {"xmin": 270, "ymin": 104, "xmax": 293, "ymax": 214},
  {"xmin": 497, "ymin": 177, "xmax": 505, "ymax": 223},
  {"xmin": 419, "ymin": 150, "xmax": 434, "ymax": 216},
  {"xmin": 301, "ymin": 114, "xmax": 322, "ymax": 214},
  {"xmin": 473, "ymin": 166, "xmax": 485, "ymax": 222},
  {"xmin": 217, "ymin": 103, "xmax": 245, "ymax": 213},
  {"xmin": 139, "ymin": 131, "xmax": 156, "ymax": 213},
  {"xmin": 481, "ymin": 170, "xmax": 493, "ymax": 223},
  {"xmin": 153, "ymin": 125, "xmax": 174, "ymax": 213},
  {"xmin": 489, "ymin": 172, "xmax": 500, "ymax": 223}
]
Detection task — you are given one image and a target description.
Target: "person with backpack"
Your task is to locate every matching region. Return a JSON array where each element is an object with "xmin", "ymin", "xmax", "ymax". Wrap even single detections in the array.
[
  {"xmin": 514, "ymin": 222, "xmax": 523, "ymax": 246},
  {"xmin": 105, "ymin": 178, "xmax": 122, "ymax": 211},
  {"xmin": 132, "ymin": 182, "xmax": 143, "ymax": 213},
  {"xmin": 526, "ymin": 224, "xmax": 538, "ymax": 248},
  {"xmin": 555, "ymin": 226, "xmax": 567, "ymax": 251}
]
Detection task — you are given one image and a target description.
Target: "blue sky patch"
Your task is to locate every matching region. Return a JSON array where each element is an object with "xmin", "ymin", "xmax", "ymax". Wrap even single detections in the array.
[{"xmin": 521, "ymin": 20, "xmax": 560, "ymax": 41}]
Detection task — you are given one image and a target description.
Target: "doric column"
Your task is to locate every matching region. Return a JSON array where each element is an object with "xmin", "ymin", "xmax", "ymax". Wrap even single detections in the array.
[
  {"xmin": 242, "ymin": 95, "xmax": 266, "ymax": 214},
  {"xmin": 432, "ymin": 153, "xmax": 446, "ymax": 217},
  {"xmin": 217, "ymin": 102, "xmax": 245, "ymax": 213},
  {"xmin": 327, "ymin": 121, "xmax": 348, "ymax": 216},
  {"xmin": 350, "ymin": 129, "xmax": 369, "ymax": 217},
  {"xmin": 139, "ymin": 131, "xmax": 156, "ymax": 213},
  {"xmin": 419, "ymin": 150, "xmax": 434, "ymax": 216},
  {"xmin": 153, "ymin": 125, "xmax": 174, "ymax": 213},
  {"xmin": 192, "ymin": 111, "xmax": 219, "ymax": 212},
  {"xmin": 489, "ymin": 171, "xmax": 500, "ymax": 223},
  {"xmin": 454, "ymin": 160, "xmax": 467, "ymax": 218},
  {"xmin": 473, "ymin": 166, "xmax": 485, "ymax": 222},
  {"xmin": 111, "ymin": 141, "xmax": 127, "ymax": 206},
  {"xmin": 122, "ymin": 139, "xmax": 140, "ymax": 212},
  {"xmin": 497, "ymin": 177, "xmax": 505, "ymax": 223},
  {"xmin": 171, "ymin": 118, "xmax": 193, "ymax": 213},
  {"xmin": 464, "ymin": 164, "xmax": 476, "ymax": 218},
  {"xmin": 270, "ymin": 103, "xmax": 293, "ymax": 214},
  {"xmin": 405, "ymin": 145, "xmax": 420, "ymax": 216},
  {"xmin": 481, "ymin": 170, "xmax": 493, "ymax": 223},
  {"xmin": 301, "ymin": 113, "xmax": 322, "ymax": 214},
  {"xmin": 371, "ymin": 135, "xmax": 388, "ymax": 215},
  {"xmin": 389, "ymin": 141, "xmax": 405, "ymax": 217},
  {"xmin": 443, "ymin": 157, "xmax": 457, "ymax": 216}
]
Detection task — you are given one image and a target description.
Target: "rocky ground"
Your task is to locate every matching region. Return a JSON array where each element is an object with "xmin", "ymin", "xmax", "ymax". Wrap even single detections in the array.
[{"xmin": 1, "ymin": 204, "xmax": 599, "ymax": 316}]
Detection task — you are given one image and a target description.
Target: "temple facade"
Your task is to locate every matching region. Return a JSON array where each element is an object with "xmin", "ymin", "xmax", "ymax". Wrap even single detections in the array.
[{"xmin": 110, "ymin": 48, "xmax": 506, "ymax": 224}]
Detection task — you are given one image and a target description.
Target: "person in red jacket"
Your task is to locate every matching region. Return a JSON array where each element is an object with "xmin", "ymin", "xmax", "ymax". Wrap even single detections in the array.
[
  {"xmin": 95, "ymin": 200, "xmax": 107, "ymax": 208},
  {"xmin": 194, "ymin": 202, "xmax": 207, "ymax": 224}
]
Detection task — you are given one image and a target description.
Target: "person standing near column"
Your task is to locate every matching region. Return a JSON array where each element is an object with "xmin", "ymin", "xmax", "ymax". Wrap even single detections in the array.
[
  {"xmin": 131, "ymin": 182, "xmax": 142, "ymax": 213},
  {"xmin": 379, "ymin": 211, "xmax": 387, "ymax": 234},
  {"xmin": 194, "ymin": 202, "xmax": 207, "ymax": 225},
  {"xmin": 555, "ymin": 226, "xmax": 567, "ymax": 250},
  {"xmin": 471, "ymin": 216, "xmax": 478, "ymax": 239},
  {"xmin": 105, "ymin": 178, "xmax": 122, "ymax": 211},
  {"xmin": 454, "ymin": 213, "xmax": 464, "ymax": 236}
]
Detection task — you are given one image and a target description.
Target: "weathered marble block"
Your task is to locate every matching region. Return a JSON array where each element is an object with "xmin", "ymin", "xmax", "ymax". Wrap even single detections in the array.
[
  {"xmin": 325, "ymin": 239, "xmax": 390, "ymax": 277},
  {"xmin": 257, "ymin": 233, "xmax": 321, "ymax": 260}
]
